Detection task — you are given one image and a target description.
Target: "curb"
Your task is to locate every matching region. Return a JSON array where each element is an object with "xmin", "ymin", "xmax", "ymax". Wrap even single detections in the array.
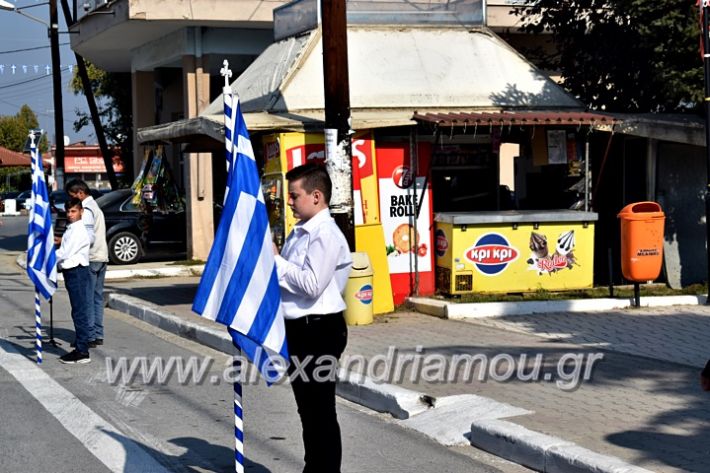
[
  {"xmin": 408, "ymin": 295, "xmax": 708, "ymax": 319},
  {"xmin": 17, "ymin": 252, "xmax": 204, "ymax": 281},
  {"xmin": 103, "ymin": 265, "xmax": 204, "ymax": 280},
  {"xmin": 107, "ymin": 293, "xmax": 656, "ymax": 473},
  {"xmin": 470, "ymin": 420, "xmax": 654, "ymax": 473}
]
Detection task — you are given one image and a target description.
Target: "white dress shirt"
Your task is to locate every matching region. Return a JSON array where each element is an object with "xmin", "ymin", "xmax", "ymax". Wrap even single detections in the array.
[
  {"xmin": 57, "ymin": 220, "xmax": 91, "ymax": 270},
  {"xmin": 275, "ymin": 208, "xmax": 352, "ymax": 319}
]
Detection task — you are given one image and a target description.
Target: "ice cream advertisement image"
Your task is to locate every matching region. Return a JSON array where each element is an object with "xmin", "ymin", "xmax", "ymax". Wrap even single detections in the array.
[{"xmin": 527, "ymin": 230, "xmax": 577, "ymax": 275}]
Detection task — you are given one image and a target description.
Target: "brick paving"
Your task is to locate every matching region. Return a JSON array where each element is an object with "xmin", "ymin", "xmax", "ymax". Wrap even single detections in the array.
[{"xmin": 107, "ymin": 278, "xmax": 710, "ymax": 473}]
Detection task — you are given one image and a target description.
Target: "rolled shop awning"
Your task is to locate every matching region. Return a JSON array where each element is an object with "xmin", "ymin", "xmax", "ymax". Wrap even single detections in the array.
[
  {"xmin": 413, "ymin": 111, "xmax": 621, "ymax": 127},
  {"xmin": 137, "ymin": 110, "xmax": 417, "ymax": 145}
]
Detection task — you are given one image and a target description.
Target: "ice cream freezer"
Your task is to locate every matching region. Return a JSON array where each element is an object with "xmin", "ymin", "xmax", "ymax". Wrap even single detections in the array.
[{"xmin": 434, "ymin": 210, "xmax": 598, "ymax": 294}]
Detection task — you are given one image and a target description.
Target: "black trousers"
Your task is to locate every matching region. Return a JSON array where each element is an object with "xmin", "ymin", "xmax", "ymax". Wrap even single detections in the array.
[{"xmin": 286, "ymin": 312, "xmax": 348, "ymax": 473}]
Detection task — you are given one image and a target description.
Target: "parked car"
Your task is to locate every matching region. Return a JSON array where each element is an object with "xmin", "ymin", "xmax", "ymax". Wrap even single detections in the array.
[
  {"xmin": 15, "ymin": 190, "xmax": 32, "ymax": 210},
  {"xmin": 49, "ymin": 188, "xmax": 103, "ymax": 212},
  {"xmin": 55, "ymin": 189, "xmax": 187, "ymax": 264}
]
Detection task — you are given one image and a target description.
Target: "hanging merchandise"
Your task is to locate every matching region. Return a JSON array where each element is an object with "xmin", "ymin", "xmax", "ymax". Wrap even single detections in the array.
[
  {"xmin": 130, "ymin": 145, "xmax": 184, "ymax": 212},
  {"xmin": 130, "ymin": 148, "xmax": 151, "ymax": 206}
]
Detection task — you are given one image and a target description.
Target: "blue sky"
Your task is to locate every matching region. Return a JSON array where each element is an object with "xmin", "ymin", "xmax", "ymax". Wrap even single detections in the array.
[{"xmin": 0, "ymin": 0, "xmax": 94, "ymax": 145}]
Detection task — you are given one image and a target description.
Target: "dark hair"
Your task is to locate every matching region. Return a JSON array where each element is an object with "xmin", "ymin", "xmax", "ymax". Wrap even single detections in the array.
[
  {"xmin": 66, "ymin": 197, "xmax": 83, "ymax": 211},
  {"xmin": 65, "ymin": 179, "xmax": 90, "ymax": 195},
  {"xmin": 285, "ymin": 162, "xmax": 332, "ymax": 204}
]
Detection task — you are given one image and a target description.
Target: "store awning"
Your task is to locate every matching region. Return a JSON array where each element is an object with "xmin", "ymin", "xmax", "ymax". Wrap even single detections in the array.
[
  {"xmin": 137, "ymin": 110, "xmax": 418, "ymax": 144},
  {"xmin": 413, "ymin": 111, "xmax": 621, "ymax": 127}
]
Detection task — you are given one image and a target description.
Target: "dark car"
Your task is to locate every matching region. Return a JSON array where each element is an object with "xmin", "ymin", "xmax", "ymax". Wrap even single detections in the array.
[
  {"xmin": 49, "ymin": 188, "xmax": 104, "ymax": 212},
  {"xmin": 56, "ymin": 189, "xmax": 187, "ymax": 265},
  {"xmin": 15, "ymin": 190, "xmax": 32, "ymax": 210}
]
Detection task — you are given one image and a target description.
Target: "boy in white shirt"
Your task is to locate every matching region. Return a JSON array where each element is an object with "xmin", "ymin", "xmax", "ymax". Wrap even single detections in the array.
[{"xmin": 57, "ymin": 197, "xmax": 92, "ymax": 364}]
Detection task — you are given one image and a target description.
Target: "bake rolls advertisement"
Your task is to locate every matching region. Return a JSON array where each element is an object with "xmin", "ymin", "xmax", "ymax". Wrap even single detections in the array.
[{"xmin": 378, "ymin": 166, "xmax": 432, "ymax": 274}]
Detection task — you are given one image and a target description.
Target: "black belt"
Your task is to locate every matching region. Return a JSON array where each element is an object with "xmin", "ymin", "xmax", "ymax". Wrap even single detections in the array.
[{"xmin": 287, "ymin": 312, "xmax": 341, "ymax": 325}]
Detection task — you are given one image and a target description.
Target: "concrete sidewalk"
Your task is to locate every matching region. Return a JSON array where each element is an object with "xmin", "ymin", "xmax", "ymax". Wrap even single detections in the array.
[{"xmin": 103, "ymin": 277, "xmax": 710, "ymax": 473}]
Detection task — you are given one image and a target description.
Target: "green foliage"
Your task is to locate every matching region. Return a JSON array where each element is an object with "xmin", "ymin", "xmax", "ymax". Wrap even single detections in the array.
[
  {"xmin": 70, "ymin": 61, "xmax": 133, "ymax": 165},
  {"xmin": 514, "ymin": 0, "xmax": 703, "ymax": 112},
  {"xmin": 0, "ymin": 166, "xmax": 31, "ymax": 192},
  {"xmin": 0, "ymin": 105, "xmax": 47, "ymax": 152}
]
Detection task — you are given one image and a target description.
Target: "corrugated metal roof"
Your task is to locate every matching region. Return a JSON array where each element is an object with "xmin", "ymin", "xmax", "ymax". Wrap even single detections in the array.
[
  {"xmin": 141, "ymin": 25, "xmax": 585, "ymax": 143},
  {"xmin": 414, "ymin": 111, "xmax": 620, "ymax": 126}
]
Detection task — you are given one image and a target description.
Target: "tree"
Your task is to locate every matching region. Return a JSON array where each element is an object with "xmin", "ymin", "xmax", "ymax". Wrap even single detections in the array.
[
  {"xmin": 70, "ymin": 61, "xmax": 133, "ymax": 167},
  {"xmin": 514, "ymin": 0, "xmax": 703, "ymax": 113},
  {"xmin": 0, "ymin": 105, "xmax": 46, "ymax": 152}
]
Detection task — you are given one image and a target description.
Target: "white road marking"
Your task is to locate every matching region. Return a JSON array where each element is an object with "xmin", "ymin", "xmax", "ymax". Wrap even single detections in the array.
[{"xmin": 0, "ymin": 339, "xmax": 171, "ymax": 473}]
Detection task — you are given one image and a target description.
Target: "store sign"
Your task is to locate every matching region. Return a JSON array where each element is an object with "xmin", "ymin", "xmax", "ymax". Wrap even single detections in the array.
[
  {"xmin": 352, "ymin": 139, "xmax": 374, "ymax": 179},
  {"xmin": 392, "ymin": 165, "xmax": 414, "ymax": 189},
  {"xmin": 352, "ymin": 135, "xmax": 379, "ymax": 225},
  {"xmin": 464, "ymin": 233, "xmax": 519, "ymax": 276},
  {"xmin": 378, "ymin": 155, "xmax": 432, "ymax": 274},
  {"xmin": 286, "ymin": 144, "xmax": 324, "ymax": 170},
  {"xmin": 65, "ymin": 156, "xmax": 106, "ymax": 173},
  {"xmin": 355, "ymin": 284, "xmax": 373, "ymax": 304}
]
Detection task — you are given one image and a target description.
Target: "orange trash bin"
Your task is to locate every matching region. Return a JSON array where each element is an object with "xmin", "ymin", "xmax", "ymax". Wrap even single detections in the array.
[{"xmin": 617, "ymin": 202, "xmax": 665, "ymax": 282}]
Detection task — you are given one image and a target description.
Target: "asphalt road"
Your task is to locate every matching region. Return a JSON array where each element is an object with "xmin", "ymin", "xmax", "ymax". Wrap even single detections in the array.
[{"xmin": 0, "ymin": 215, "xmax": 529, "ymax": 472}]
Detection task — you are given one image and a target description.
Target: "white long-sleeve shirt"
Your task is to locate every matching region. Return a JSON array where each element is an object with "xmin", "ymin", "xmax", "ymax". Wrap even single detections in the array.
[
  {"xmin": 57, "ymin": 220, "xmax": 90, "ymax": 270},
  {"xmin": 275, "ymin": 208, "xmax": 352, "ymax": 319}
]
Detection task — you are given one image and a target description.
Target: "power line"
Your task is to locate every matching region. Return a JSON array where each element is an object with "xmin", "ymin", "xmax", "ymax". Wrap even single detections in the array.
[
  {"xmin": 0, "ymin": 73, "xmax": 51, "ymax": 90},
  {"xmin": 0, "ymin": 43, "xmax": 70, "ymax": 55},
  {"xmin": 0, "ymin": 67, "xmax": 74, "ymax": 91}
]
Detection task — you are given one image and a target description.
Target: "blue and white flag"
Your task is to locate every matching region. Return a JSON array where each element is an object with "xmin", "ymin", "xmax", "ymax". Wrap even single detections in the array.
[
  {"xmin": 27, "ymin": 135, "xmax": 57, "ymax": 299},
  {"xmin": 192, "ymin": 92, "xmax": 289, "ymax": 381}
]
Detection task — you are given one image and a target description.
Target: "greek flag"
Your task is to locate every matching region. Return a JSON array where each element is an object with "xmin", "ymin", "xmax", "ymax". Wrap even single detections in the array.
[
  {"xmin": 26, "ymin": 136, "xmax": 57, "ymax": 299},
  {"xmin": 192, "ymin": 93, "xmax": 289, "ymax": 381}
]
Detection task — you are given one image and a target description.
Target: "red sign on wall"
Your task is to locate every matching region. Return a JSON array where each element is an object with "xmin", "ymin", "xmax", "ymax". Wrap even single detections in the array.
[{"xmin": 65, "ymin": 156, "xmax": 107, "ymax": 173}]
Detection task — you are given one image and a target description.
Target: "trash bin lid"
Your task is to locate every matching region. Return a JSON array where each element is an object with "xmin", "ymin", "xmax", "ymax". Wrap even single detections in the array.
[
  {"xmin": 350, "ymin": 252, "xmax": 373, "ymax": 277},
  {"xmin": 617, "ymin": 201, "xmax": 665, "ymax": 220}
]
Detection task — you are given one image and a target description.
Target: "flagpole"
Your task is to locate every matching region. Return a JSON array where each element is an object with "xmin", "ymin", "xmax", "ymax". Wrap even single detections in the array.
[
  {"xmin": 234, "ymin": 354, "xmax": 244, "ymax": 473},
  {"xmin": 220, "ymin": 59, "xmax": 245, "ymax": 473},
  {"xmin": 34, "ymin": 290, "xmax": 42, "ymax": 364},
  {"xmin": 26, "ymin": 130, "xmax": 58, "ymax": 362}
]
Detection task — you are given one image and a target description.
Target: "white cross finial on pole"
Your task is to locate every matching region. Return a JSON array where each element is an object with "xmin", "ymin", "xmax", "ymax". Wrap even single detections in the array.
[{"xmin": 221, "ymin": 59, "xmax": 233, "ymax": 92}]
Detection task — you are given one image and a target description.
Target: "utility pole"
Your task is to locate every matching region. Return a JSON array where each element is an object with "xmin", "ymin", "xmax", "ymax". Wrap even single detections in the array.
[
  {"xmin": 321, "ymin": 0, "xmax": 355, "ymax": 251},
  {"xmin": 49, "ymin": 0, "xmax": 65, "ymax": 189}
]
